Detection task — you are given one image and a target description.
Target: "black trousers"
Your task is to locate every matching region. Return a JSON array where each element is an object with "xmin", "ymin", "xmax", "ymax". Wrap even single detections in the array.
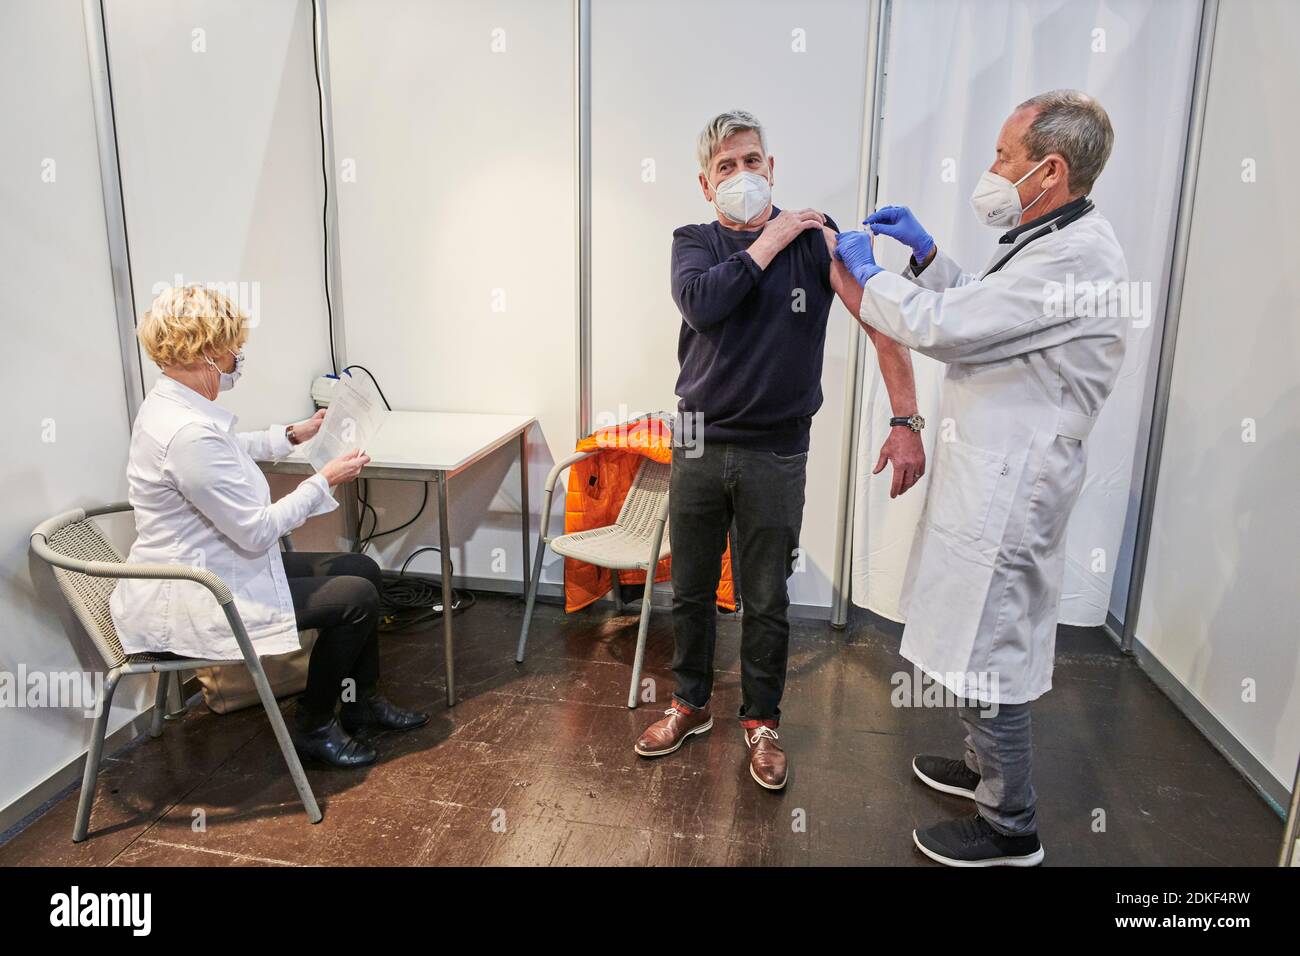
[
  {"xmin": 283, "ymin": 551, "xmax": 383, "ymax": 725},
  {"xmin": 669, "ymin": 442, "xmax": 807, "ymax": 721}
]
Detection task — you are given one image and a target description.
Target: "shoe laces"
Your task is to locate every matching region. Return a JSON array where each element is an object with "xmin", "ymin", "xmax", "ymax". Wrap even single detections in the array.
[
  {"xmin": 959, "ymin": 814, "xmax": 994, "ymax": 846},
  {"xmin": 748, "ymin": 725, "xmax": 779, "ymax": 745},
  {"xmin": 665, "ymin": 705, "xmax": 690, "ymax": 719}
]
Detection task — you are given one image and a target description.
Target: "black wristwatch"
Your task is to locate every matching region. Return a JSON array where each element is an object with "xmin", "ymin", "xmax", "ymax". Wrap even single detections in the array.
[{"xmin": 889, "ymin": 414, "xmax": 925, "ymax": 433}]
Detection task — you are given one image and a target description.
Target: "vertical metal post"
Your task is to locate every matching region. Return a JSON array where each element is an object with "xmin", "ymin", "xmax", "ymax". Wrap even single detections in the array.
[
  {"xmin": 311, "ymin": 0, "xmax": 359, "ymax": 545},
  {"xmin": 1282, "ymin": 753, "xmax": 1300, "ymax": 867},
  {"xmin": 519, "ymin": 430, "xmax": 531, "ymax": 597},
  {"xmin": 164, "ymin": 667, "xmax": 188, "ymax": 719},
  {"xmin": 312, "ymin": 0, "xmax": 348, "ymax": 373},
  {"xmin": 830, "ymin": 0, "xmax": 891, "ymax": 629},
  {"xmin": 574, "ymin": 0, "xmax": 593, "ymax": 440},
  {"xmin": 437, "ymin": 471, "xmax": 455, "ymax": 706},
  {"xmin": 1119, "ymin": 0, "xmax": 1219, "ymax": 653},
  {"xmin": 82, "ymin": 0, "xmax": 143, "ymax": 424}
]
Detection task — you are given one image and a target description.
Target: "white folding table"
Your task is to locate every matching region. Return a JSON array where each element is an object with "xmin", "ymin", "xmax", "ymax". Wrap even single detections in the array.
[{"xmin": 258, "ymin": 410, "xmax": 536, "ymax": 706}]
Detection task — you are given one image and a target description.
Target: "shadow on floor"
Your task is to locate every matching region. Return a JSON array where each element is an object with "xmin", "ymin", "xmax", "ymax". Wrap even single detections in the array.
[{"xmin": 0, "ymin": 593, "xmax": 1282, "ymax": 866}]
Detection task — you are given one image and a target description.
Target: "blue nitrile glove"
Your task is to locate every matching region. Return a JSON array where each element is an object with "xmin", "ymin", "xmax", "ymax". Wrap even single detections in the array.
[
  {"xmin": 835, "ymin": 230, "xmax": 882, "ymax": 286},
  {"xmin": 864, "ymin": 205, "xmax": 934, "ymax": 263}
]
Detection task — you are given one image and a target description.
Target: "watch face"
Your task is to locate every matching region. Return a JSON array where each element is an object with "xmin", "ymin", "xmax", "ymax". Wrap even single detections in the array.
[{"xmin": 911, "ymin": 414, "xmax": 925, "ymax": 431}]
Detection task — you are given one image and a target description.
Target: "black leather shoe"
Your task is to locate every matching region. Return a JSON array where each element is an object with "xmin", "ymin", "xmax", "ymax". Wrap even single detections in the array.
[
  {"xmin": 291, "ymin": 716, "xmax": 377, "ymax": 768},
  {"xmin": 339, "ymin": 694, "xmax": 430, "ymax": 735}
]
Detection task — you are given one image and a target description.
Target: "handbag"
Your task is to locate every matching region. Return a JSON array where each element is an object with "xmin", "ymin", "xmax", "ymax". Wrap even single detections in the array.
[{"xmin": 193, "ymin": 629, "xmax": 319, "ymax": 715}]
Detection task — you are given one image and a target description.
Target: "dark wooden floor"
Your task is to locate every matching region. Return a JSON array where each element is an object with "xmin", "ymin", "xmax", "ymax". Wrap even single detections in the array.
[{"xmin": 0, "ymin": 591, "xmax": 1282, "ymax": 866}]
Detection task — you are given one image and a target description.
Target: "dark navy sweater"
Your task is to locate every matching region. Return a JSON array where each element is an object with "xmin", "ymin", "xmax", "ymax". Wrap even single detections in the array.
[{"xmin": 670, "ymin": 207, "xmax": 838, "ymax": 455}]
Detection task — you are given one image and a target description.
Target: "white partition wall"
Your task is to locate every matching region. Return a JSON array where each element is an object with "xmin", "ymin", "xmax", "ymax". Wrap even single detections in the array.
[
  {"xmin": 591, "ymin": 0, "xmax": 873, "ymax": 610},
  {"xmin": 326, "ymin": 0, "xmax": 576, "ymax": 586},
  {"xmin": 1135, "ymin": 0, "xmax": 1300, "ymax": 798},
  {"xmin": 850, "ymin": 0, "xmax": 1201, "ymax": 626},
  {"xmin": 103, "ymin": 0, "xmax": 332, "ymax": 430},
  {"xmin": 5, "ymin": 0, "xmax": 1296, "ymax": 830},
  {"xmin": 0, "ymin": 0, "xmax": 142, "ymax": 825}
]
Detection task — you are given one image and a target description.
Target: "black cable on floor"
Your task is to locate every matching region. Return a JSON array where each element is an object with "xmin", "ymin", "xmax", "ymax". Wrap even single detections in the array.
[{"xmin": 377, "ymin": 548, "xmax": 476, "ymax": 632}]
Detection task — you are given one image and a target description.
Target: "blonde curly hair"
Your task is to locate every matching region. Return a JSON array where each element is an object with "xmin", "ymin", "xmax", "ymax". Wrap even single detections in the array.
[{"xmin": 138, "ymin": 284, "xmax": 249, "ymax": 368}]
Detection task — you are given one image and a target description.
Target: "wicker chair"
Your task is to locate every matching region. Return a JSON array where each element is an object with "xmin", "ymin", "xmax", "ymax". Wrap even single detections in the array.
[
  {"xmin": 29, "ymin": 502, "xmax": 321, "ymax": 842},
  {"xmin": 515, "ymin": 451, "xmax": 670, "ymax": 708}
]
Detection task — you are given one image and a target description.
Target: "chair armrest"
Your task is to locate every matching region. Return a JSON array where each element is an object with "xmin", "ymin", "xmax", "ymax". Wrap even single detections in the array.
[
  {"xmin": 84, "ymin": 501, "xmax": 133, "ymax": 519},
  {"xmin": 543, "ymin": 449, "xmax": 599, "ymax": 493},
  {"xmin": 29, "ymin": 534, "xmax": 235, "ymax": 606},
  {"xmin": 536, "ymin": 449, "xmax": 599, "ymax": 547}
]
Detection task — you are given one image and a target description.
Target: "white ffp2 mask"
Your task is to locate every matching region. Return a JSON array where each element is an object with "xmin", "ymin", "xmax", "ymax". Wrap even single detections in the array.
[
  {"xmin": 712, "ymin": 171, "xmax": 771, "ymax": 225},
  {"xmin": 969, "ymin": 157, "xmax": 1050, "ymax": 228}
]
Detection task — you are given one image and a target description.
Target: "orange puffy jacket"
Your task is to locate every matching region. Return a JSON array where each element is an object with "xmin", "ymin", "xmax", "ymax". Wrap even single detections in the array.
[{"xmin": 563, "ymin": 415, "xmax": 736, "ymax": 613}]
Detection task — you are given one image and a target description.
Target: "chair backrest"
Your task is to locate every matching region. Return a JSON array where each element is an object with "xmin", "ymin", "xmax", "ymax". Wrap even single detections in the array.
[
  {"xmin": 614, "ymin": 458, "xmax": 670, "ymax": 541},
  {"xmin": 39, "ymin": 519, "xmax": 128, "ymax": 670}
]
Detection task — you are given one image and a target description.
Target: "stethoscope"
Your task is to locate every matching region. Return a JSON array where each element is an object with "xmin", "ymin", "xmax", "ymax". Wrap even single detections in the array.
[{"xmin": 983, "ymin": 197, "xmax": 1095, "ymax": 277}]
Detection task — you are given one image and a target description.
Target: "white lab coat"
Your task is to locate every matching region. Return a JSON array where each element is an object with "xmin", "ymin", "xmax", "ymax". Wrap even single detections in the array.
[
  {"xmin": 110, "ymin": 376, "xmax": 338, "ymax": 661},
  {"xmin": 857, "ymin": 208, "xmax": 1128, "ymax": 704}
]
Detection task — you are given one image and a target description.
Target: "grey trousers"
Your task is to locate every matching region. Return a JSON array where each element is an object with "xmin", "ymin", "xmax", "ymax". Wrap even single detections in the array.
[{"xmin": 960, "ymin": 702, "xmax": 1037, "ymax": 836}]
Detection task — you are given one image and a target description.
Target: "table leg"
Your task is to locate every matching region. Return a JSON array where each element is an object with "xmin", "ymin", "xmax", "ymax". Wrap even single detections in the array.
[
  {"xmin": 342, "ymin": 480, "xmax": 361, "ymax": 552},
  {"xmin": 437, "ymin": 471, "xmax": 455, "ymax": 707},
  {"xmin": 519, "ymin": 430, "xmax": 530, "ymax": 598}
]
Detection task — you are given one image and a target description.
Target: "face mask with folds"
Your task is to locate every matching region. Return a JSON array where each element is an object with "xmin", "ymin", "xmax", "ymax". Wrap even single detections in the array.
[
  {"xmin": 206, "ymin": 348, "xmax": 245, "ymax": 392},
  {"xmin": 712, "ymin": 170, "xmax": 772, "ymax": 225},
  {"xmin": 969, "ymin": 156, "xmax": 1050, "ymax": 229}
]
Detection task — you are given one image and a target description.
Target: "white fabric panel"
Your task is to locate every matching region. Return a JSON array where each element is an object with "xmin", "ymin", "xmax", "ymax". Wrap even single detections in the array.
[
  {"xmin": 104, "ymin": 0, "xmax": 332, "ymax": 431},
  {"xmin": 0, "ymin": 0, "xmax": 141, "ymax": 818},
  {"xmin": 326, "ymin": 0, "xmax": 575, "ymax": 585},
  {"xmin": 851, "ymin": 0, "xmax": 1199, "ymax": 626},
  {"xmin": 1137, "ymin": 0, "xmax": 1300, "ymax": 791},
  {"xmin": 591, "ymin": 0, "xmax": 870, "ymax": 608}
]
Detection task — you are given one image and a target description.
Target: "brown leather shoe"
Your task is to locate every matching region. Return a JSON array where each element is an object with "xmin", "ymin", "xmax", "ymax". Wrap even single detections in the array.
[
  {"xmin": 634, "ymin": 702, "xmax": 713, "ymax": 757},
  {"xmin": 744, "ymin": 724, "xmax": 787, "ymax": 790}
]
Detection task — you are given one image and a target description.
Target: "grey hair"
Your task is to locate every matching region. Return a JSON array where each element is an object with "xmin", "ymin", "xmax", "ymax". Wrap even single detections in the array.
[
  {"xmin": 1016, "ymin": 90, "xmax": 1114, "ymax": 194},
  {"xmin": 696, "ymin": 110, "xmax": 767, "ymax": 172}
]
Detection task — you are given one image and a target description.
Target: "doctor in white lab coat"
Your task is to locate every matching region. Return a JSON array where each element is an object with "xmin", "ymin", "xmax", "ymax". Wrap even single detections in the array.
[{"xmin": 829, "ymin": 90, "xmax": 1127, "ymax": 867}]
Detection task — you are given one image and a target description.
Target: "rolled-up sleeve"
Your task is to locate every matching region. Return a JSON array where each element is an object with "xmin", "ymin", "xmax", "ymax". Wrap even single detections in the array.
[{"xmin": 167, "ymin": 424, "xmax": 337, "ymax": 555}]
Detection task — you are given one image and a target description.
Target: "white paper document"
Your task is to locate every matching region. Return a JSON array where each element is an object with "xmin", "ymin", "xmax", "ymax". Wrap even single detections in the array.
[{"xmin": 306, "ymin": 371, "xmax": 389, "ymax": 470}]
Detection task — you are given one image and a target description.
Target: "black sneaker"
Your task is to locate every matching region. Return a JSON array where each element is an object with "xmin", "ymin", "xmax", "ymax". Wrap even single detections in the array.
[
  {"xmin": 912, "ymin": 754, "xmax": 980, "ymax": 799},
  {"xmin": 913, "ymin": 814, "xmax": 1044, "ymax": 867}
]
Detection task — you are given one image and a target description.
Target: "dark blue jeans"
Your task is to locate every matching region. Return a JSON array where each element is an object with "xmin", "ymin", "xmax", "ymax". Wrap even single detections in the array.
[{"xmin": 669, "ymin": 442, "xmax": 807, "ymax": 721}]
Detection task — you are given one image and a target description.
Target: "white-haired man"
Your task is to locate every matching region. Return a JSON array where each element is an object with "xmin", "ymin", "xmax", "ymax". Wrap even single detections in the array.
[
  {"xmin": 633, "ymin": 110, "xmax": 925, "ymax": 791},
  {"xmin": 832, "ymin": 90, "xmax": 1127, "ymax": 865}
]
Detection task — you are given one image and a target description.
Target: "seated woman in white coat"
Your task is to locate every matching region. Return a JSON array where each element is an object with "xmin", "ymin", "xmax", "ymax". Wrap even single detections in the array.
[{"xmin": 110, "ymin": 285, "xmax": 427, "ymax": 769}]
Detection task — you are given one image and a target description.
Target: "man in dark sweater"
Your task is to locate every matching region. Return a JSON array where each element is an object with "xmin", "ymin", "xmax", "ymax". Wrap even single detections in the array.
[{"xmin": 633, "ymin": 110, "xmax": 926, "ymax": 790}]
